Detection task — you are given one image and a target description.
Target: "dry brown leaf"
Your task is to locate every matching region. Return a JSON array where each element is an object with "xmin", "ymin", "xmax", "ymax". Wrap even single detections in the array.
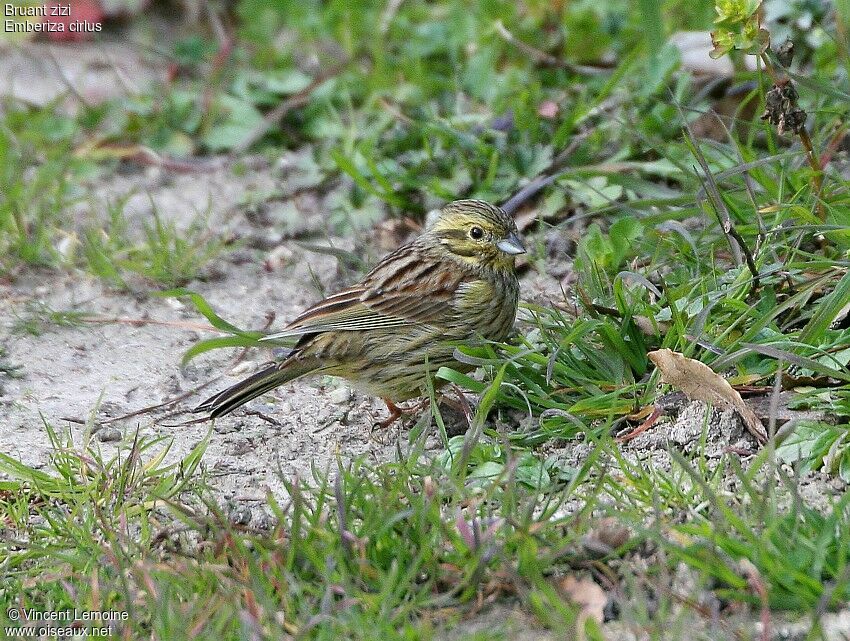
[
  {"xmin": 557, "ymin": 575, "xmax": 606, "ymax": 633},
  {"xmin": 648, "ymin": 348, "xmax": 767, "ymax": 443},
  {"xmin": 633, "ymin": 315, "xmax": 669, "ymax": 336},
  {"xmin": 582, "ymin": 517, "xmax": 631, "ymax": 557}
]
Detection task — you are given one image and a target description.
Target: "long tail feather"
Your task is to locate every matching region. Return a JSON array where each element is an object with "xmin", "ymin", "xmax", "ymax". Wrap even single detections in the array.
[{"xmin": 194, "ymin": 359, "xmax": 312, "ymax": 418}]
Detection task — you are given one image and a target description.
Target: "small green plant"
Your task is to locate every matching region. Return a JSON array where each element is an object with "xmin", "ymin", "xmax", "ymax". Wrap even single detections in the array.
[
  {"xmin": 709, "ymin": 0, "xmax": 769, "ymax": 60},
  {"xmin": 660, "ymin": 452, "xmax": 850, "ymax": 611},
  {"xmin": 11, "ymin": 301, "xmax": 89, "ymax": 336},
  {"xmin": 576, "ymin": 217, "xmax": 644, "ymax": 274},
  {"xmin": 0, "ymin": 105, "xmax": 79, "ymax": 273},
  {"xmin": 0, "ymin": 345, "xmax": 23, "ymax": 379},
  {"xmin": 80, "ymin": 199, "xmax": 227, "ymax": 289},
  {"xmin": 709, "ymin": 0, "xmax": 825, "ymax": 219}
]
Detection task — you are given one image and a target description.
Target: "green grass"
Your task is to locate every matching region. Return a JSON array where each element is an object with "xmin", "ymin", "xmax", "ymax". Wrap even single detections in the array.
[
  {"xmin": 80, "ymin": 197, "xmax": 228, "ymax": 290},
  {"xmin": 0, "ymin": 420, "xmax": 602, "ymax": 640},
  {"xmin": 1, "ymin": 0, "xmax": 850, "ymax": 637},
  {"xmin": 1, "ymin": 414, "xmax": 847, "ymax": 638},
  {"xmin": 0, "ymin": 104, "xmax": 80, "ymax": 272},
  {"xmin": 0, "ymin": 102, "xmax": 227, "ymax": 288}
]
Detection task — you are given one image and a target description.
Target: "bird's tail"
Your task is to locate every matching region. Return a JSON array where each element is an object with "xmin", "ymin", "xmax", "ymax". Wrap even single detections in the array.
[{"xmin": 194, "ymin": 358, "xmax": 314, "ymax": 419}]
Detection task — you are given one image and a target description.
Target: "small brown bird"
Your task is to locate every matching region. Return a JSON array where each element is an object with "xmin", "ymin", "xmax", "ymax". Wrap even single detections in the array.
[{"xmin": 194, "ymin": 199, "xmax": 525, "ymax": 424}]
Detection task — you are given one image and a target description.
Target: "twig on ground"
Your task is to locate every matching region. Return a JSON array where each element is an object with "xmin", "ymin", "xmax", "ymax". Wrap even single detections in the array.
[
  {"xmin": 43, "ymin": 48, "xmax": 93, "ymax": 108},
  {"xmin": 78, "ymin": 316, "xmax": 231, "ymax": 333},
  {"xmin": 243, "ymin": 410, "xmax": 283, "ymax": 427},
  {"xmin": 449, "ymin": 384, "xmax": 474, "ymax": 427},
  {"xmin": 493, "ymin": 20, "xmax": 608, "ymax": 76},
  {"xmin": 500, "ymin": 130, "xmax": 590, "ymax": 215},
  {"xmin": 819, "ymin": 123, "xmax": 850, "ymax": 168},
  {"xmin": 60, "ymin": 377, "xmax": 222, "ymax": 428},
  {"xmin": 615, "ymin": 406, "xmax": 661, "ymax": 443},
  {"xmin": 126, "ymin": 150, "xmax": 227, "ymax": 173},
  {"xmin": 231, "ymin": 60, "xmax": 351, "ymax": 155},
  {"xmin": 740, "ymin": 559, "xmax": 771, "ymax": 641}
]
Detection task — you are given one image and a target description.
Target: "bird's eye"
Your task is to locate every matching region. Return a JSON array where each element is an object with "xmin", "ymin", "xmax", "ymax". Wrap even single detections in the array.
[{"xmin": 469, "ymin": 226, "xmax": 484, "ymax": 240}]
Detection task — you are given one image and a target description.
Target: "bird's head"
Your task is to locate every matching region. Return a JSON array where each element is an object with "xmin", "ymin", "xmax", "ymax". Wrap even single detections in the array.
[{"xmin": 427, "ymin": 199, "xmax": 525, "ymax": 271}]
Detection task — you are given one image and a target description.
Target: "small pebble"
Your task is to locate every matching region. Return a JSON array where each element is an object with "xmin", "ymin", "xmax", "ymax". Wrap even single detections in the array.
[
  {"xmin": 255, "ymin": 512, "xmax": 277, "ymax": 531},
  {"xmin": 229, "ymin": 504, "xmax": 252, "ymax": 526},
  {"xmin": 328, "ymin": 386, "xmax": 352, "ymax": 405},
  {"xmin": 229, "ymin": 361, "xmax": 258, "ymax": 377},
  {"xmin": 97, "ymin": 427, "xmax": 122, "ymax": 443},
  {"xmin": 213, "ymin": 420, "xmax": 242, "ymax": 435}
]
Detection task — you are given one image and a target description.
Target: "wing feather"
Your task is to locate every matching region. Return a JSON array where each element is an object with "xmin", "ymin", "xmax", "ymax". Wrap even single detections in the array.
[{"xmin": 262, "ymin": 244, "xmax": 468, "ymax": 341}]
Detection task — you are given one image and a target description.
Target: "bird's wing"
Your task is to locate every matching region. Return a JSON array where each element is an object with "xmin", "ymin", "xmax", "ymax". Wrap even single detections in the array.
[{"xmin": 262, "ymin": 244, "xmax": 467, "ymax": 339}]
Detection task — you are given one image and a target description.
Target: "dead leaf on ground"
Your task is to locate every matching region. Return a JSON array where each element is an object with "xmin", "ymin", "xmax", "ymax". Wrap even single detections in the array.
[
  {"xmin": 648, "ymin": 348, "xmax": 767, "ymax": 443},
  {"xmin": 373, "ymin": 217, "xmax": 420, "ymax": 251},
  {"xmin": 556, "ymin": 575, "xmax": 606, "ymax": 638},
  {"xmin": 582, "ymin": 517, "xmax": 631, "ymax": 557}
]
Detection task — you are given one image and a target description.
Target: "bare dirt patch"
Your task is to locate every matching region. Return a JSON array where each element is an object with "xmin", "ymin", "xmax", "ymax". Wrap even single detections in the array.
[{"xmin": 0, "ymin": 161, "xmax": 427, "ymax": 519}]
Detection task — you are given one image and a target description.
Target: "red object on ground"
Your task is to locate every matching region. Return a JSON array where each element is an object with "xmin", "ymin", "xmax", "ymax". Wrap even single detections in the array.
[{"xmin": 42, "ymin": 0, "xmax": 105, "ymax": 42}]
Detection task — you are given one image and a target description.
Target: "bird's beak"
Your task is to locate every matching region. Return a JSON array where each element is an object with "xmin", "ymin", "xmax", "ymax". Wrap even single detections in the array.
[{"xmin": 497, "ymin": 231, "xmax": 526, "ymax": 255}]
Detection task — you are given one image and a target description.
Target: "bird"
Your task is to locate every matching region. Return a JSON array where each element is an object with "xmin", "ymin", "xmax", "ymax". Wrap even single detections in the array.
[{"xmin": 193, "ymin": 199, "xmax": 525, "ymax": 425}]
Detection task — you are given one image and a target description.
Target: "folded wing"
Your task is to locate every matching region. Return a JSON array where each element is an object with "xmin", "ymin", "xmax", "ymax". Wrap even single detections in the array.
[{"xmin": 262, "ymin": 245, "xmax": 467, "ymax": 340}]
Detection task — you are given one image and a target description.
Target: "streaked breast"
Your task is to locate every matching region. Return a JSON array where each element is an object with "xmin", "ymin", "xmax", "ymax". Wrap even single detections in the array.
[{"xmin": 454, "ymin": 275, "xmax": 519, "ymax": 342}]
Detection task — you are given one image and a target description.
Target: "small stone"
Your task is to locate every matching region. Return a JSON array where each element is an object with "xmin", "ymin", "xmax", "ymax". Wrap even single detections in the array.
[
  {"xmin": 668, "ymin": 403, "xmax": 707, "ymax": 448},
  {"xmin": 229, "ymin": 504, "xmax": 252, "ymax": 526},
  {"xmin": 537, "ymin": 100, "xmax": 559, "ymax": 119},
  {"xmin": 328, "ymin": 386, "xmax": 352, "ymax": 405},
  {"xmin": 582, "ymin": 517, "xmax": 630, "ymax": 557},
  {"xmin": 227, "ymin": 439, "xmax": 253, "ymax": 456},
  {"xmin": 229, "ymin": 361, "xmax": 258, "ymax": 377},
  {"xmin": 255, "ymin": 512, "xmax": 277, "ymax": 531},
  {"xmin": 98, "ymin": 401, "xmax": 124, "ymax": 417},
  {"xmin": 264, "ymin": 245, "xmax": 294, "ymax": 272},
  {"xmin": 213, "ymin": 420, "xmax": 242, "ymax": 435},
  {"xmin": 718, "ymin": 408, "xmax": 743, "ymax": 441},
  {"xmin": 97, "ymin": 427, "xmax": 122, "ymax": 442},
  {"xmin": 163, "ymin": 297, "xmax": 185, "ymax": 311}
]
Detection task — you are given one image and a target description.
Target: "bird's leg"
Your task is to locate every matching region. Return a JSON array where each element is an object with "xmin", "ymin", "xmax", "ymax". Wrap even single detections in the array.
[
  {"xmin": 375, "ymin": 397, "xmax": 431, "ymax": 429},
  {"xmin": 376, "ymin": 398, "xmax": 404, "ymax": 429}
]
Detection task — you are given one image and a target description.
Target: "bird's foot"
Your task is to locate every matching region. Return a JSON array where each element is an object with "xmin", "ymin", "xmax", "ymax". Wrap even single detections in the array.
[{"xmin": 373, "ymin": 397, "xmax": 430, "ymax": 429}]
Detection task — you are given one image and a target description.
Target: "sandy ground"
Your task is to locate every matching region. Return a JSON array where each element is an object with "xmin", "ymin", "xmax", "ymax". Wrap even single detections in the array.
[
  {"xmin": 0, "ymin": 160, "xmax": 422, "ymax": 510},
  {"xmin": 0, "ymin": 154, "xmax": 572, "ymax": 508}
]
